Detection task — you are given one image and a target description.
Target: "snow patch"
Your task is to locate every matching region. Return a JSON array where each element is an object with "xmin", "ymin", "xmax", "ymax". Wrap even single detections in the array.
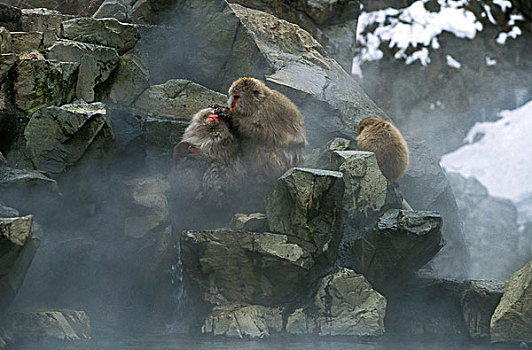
[
  {"xmin": 485, "ymin": 56, "xmax": 497, "ymax": 66},
  {"xmin": 356, "ymin": 0, "xmax": 482, "ymax": 65},
  {"xmin": 441, "ymin": 100, "xmax": 532, "ymax": 205},
  {"xmin": 446, "ymin": 55, "xmax": 462, "ymax": 69},
  {"xmin": 496, "ymin": 26, "xmax": 522, "ymax": 45}
]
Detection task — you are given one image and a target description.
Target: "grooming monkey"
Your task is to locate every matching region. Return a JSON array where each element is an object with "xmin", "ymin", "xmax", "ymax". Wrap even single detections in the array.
[
  {"xmin": 356, "ymin": 117, "xmax": 409, "ymax": 183},
  {"xmin": 228, "ymin": 77, "xmax": 308, "ymax": 183},
  {"xmin": 173, "ymin": 105, "xmax": 243, "ymax": 206}
]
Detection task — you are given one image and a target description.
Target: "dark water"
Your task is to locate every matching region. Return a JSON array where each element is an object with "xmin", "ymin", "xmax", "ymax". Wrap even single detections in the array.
[{"xmin": 14, "ymin": 334, "xmax": 518, "ymax": 350}]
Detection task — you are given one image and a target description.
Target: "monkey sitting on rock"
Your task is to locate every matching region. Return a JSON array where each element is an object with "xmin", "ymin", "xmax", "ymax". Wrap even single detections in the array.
[
  {"xmin": 172, "ymin": 105, "xmax": 243, "ymax": 207},
  {"xmin": 355, "ymin": 116, "xmax": 409, "ymax": 183},
  {"xmin": 228, "ymin": 77, "xmax": 308, "ymax": 184}
]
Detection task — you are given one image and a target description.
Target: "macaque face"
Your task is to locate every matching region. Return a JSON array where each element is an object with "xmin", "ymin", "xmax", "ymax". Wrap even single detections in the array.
[{"xmin": 228, "ymin": 91, "xmax": 241, "ymax": 112}]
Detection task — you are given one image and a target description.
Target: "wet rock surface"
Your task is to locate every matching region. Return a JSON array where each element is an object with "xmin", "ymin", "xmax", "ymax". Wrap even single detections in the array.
[{"xmin": 490, "ymin": 260, "xmax": 532, "ymax": 343}]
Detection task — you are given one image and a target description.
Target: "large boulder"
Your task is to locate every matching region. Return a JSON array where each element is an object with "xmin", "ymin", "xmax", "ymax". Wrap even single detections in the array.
[
  {"xmin": 13, "ymin": 58, "xmax": 78, "ymax": 113},
  {"xmin": 20, "ymin": 8, "xmax": 74, "ymax": 34},
  {"xmin": 136, "ymin": 1, "xmax": 467, "ymax": 278},
  {"xmin": 227, "ymin": 0, "xmax": 360, "ymax": 71},
  {"xmin": 23, "ymin": 102, "xmax": 110, "ymax": 177},
  {"xmin": 286, "ymin": 268, "xmax": 386, "ymax": 336},
  {"xmin": 61, "ymin": 17, "xmax": 140, "ymax": 54},
  {"xmin": 181, "ymin": 229, "xmax": 314, "ymax": 305},
  {"xmin": 10, "ymin": 31, "xmax": 43, "ymax": 54},
  {"xmin": 490, "ymin": 260, "xmax": 532, "ymax": 343},
  {"xmin": 339, "ymin": 209, "xmax": 443, "ymax": 291},
  {"xmin": 0, "ymin": 216, "xmax": 39, "ymax": 313},
  {"xmin": 46, "ymin": 40, "xmax": 120, "ymax": 102},
  {"xmin": 202, "ymin": 304, "xmax": 283, "ymax": 338},
  {"xmin": 93, "ymin": 0, "xmax": 128, "ymax": 22},
  {"xmin": 460, "ymin": 280, "xmax": 505, "ymax": 340},
  {"xmin": 265, "ymin": 167, "xmax": 344, "ymax": 265},
  {"xmin": 314, "ymin": 268, "xmax": 386, "ymax": 336},
  {"xmin": 134, "ymin": 79, "xmax": 227, "ymax": 120}
]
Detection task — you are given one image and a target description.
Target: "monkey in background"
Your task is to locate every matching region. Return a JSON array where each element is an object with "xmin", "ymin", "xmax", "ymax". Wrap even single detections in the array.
[
  {"xmin": 227, "ymin": 77, "xmax": 308, "ymax": 184},
  {"xmin": 173, "ymin": 105, "xmax": 243, "ymax": 207},
  {"xmin": 356, "ymin": 117, "xmax": 409, "ymax": 183}
]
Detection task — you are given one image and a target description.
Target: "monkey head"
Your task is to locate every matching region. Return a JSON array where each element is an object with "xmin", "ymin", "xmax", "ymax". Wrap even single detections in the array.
[
  {"xmin": 357, "ymin": 117, "xmax": 382, "ymax": 136},
  {"xmin": 227, "ymin": 77, "xmax": 267, "ymax": 114}
]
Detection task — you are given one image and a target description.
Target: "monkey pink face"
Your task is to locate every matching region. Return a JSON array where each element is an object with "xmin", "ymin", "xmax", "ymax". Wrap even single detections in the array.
[{"xmin": 229, "ymin": 92, "xmax": 241, "ymax": 112}]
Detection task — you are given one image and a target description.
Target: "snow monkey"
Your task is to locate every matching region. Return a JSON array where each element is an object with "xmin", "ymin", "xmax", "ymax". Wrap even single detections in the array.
[
  {"xmin": 227, "ymin": 77, "xmax": 308, "ymax": 183},
  {"xmin": 356, "ymin": 117, "xmax": 409, "ymax": 182},
  {"xmin": 173, "ymin": 105, "xmax": 243, "ymax": 206}
]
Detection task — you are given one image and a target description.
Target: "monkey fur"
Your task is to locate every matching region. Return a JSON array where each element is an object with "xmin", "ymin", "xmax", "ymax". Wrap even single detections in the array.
[
  {"xmin": 173, "ymin": 106, "xmax": 243, "ymax": 207},
  {"xmin": 356, "ymin": 117, "xmax": 409, "ymax": 182},
  {"xmin": 227, "ymin": 77, "xmax": 308, "ymax": 183}
]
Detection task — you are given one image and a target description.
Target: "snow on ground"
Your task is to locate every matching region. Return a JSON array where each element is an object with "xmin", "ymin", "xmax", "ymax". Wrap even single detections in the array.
[
  {"xmin": 441, "ymin": 100, "xmax": 532, "ymax": 209},
  {"xmin": 355, "ymin": 0, "xmax": 482, "ymax": 67}
]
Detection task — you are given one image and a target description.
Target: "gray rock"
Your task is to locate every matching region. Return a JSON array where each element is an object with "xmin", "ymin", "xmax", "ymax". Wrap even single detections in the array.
[
  {"xmin": 0, "ymin": 54, "xmax": 17, "ymax": 82},
  {"xmin": 13, "ymin": 58, "xmax": 78, "ymax": 113},
  {"xmin": 181, "ymin": 229, "xmax": 314, "ymax": 305},
  {"xmin": 24, "ymin": 102, "xmax": 110, "ymax": 177},
  {"xmin": 9, "ymin": 310, "xmax": 90, "ymax": 341},
  {"xmin": 286, "ymin": 308, "xmax": 317, "ymax": 335},
  {"xmin": 0, "ymin": 3, "xmax": 21, "ymax": 31},
  {"xmin": 134, "ymin": 79, "xmax": 227, "ymax": 120},
  {"xmin": 0, "ymin": 27, "xmax": 12, "ymax": 54},
  {"xmin": 20, "ymin": 8, "xmax": 74, "ymax": 33},
  {"xmin": 448, "ymin": 172, "xmax": 530, "ymax": 280},
  {"xmin": 61, "ymin": 18, "xmax": 140, "ymax": 54},
  {"xmin": 0, "ymin": 166, "xmax": 57, "ymax": 193},
  {"xmin": 335, "ymin": 151, "xmax": 401, "ymax": 228},
  {"xmin": 266, "ymin": 167, "xmax": 344, "ymax": 264},
  {"xmin": 491, "ymin": 260, "xmax": 532, "ymax": 343},
  {"xmin": 10, "ymin": 31, "xmax": 43, "ymax": 54},
  {"xmin": 226, "ymin": 0, "xmax": 360, "ymax": 70},
  {"xmin": 314, "ymin": 268, "xmax": 386, "ymax": 336},
  {"xmin": 93, "ymin": 0, "xmax": 128, "ymax": 22},
  {"xmin": 339, "ymin": 209, "xmax": 443, "ymax": 291},
  {"xmin": 105, "ymin": 53, "xmax": 150, "ymax": 106},
  {"xmin": 303, "ymin": 137, "xmax": 352, "ymax": 169},
  {"xmin": 460, "ymin": 280, "xmax": 505, "ymax": 340},
  {"xmin": 202, "ymin": 304, "xmax": 283, "ymax": 338},
  {"xmin": 230, "ymin": 213, "xmax": 268, "ymax": 232},
  {"xmin": 47, "ymin": 40, "xmax": 120, "ymax": 102},
  {"xmin": 0, "ymin": 215, "xmax": 39, "ymax": 313},
  {"xmin": 0, "ymin": 215, "xmax": 33, "ymax": 246}
]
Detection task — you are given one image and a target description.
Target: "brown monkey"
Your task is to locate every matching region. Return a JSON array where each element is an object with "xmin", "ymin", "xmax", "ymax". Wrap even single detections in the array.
[
  {"xmin": 172, "ymin": 105, "xmax": 242, "ymax": 207},
  {"xmin": 228, "ymin": 77, "xmax": 308, "ymax": 183},
  {"xmin": 356, "ymin": 117, "xmax": 409, "ymax": 182}
]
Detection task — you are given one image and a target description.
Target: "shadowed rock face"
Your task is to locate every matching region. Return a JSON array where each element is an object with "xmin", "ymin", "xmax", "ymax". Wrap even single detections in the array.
[{"xmin": 339, "ymin": 209, "xmax": 443, "ymax": 291}]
